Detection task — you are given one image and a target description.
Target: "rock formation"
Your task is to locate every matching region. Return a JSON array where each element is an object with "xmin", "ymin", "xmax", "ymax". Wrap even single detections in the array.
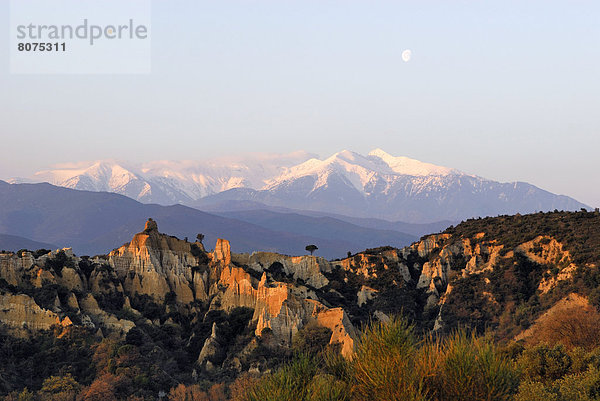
[{"xmin": 0, "ymin": 293, "xmax": 70, "ymax": 335}]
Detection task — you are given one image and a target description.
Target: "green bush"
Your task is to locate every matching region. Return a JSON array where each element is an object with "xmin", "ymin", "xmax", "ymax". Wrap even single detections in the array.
[
  {"xmin": 558, "ymin": 367, "xmax": 600, "ymax": 401},
  {"xmin": 518, "ymin": 344, "xmax": 572, "ymax": 383},
  {"xmin": 516, "ymin": 367, "xmax": 600, "ymax": 401},
  {"xmin": 515, "ymin": 381, "xmax": 559, "ymax": 401}
]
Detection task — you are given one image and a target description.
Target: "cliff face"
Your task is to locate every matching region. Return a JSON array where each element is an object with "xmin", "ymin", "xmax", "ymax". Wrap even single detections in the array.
[
  {"xmin": 109, "ymin": 219, "xmax": 203, "ymax": 304},
  {"xmin": 0, "ymin": 293, "xmax": 70, "ymax": 335},
  {"xmin": 0, "ymin": 247, "xmax": 135, "ymax": 339}
]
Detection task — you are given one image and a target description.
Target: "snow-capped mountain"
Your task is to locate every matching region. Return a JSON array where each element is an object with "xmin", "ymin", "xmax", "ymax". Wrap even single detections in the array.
[
  {"xmin": 11, "ymin": 149, "xmax": 588, "ymax": 223},
  {"xmin": 194, "ymin": 149, "xmax": 588, "ymax": 222},
  {"xmin": 17, "ymin": 151, "xmax": 315, "ymax": 205},
  {"xmin": 265, "ymin": 149, "xmax": 459, "ymax": 194}
]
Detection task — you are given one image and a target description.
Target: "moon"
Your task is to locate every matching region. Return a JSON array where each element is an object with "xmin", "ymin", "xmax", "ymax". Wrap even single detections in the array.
[{"xmin": 402, "ymin": 49, "xmax": 412, "ymax": 62}]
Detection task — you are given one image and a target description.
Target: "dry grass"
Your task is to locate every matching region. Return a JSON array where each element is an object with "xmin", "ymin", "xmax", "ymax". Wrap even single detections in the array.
[
  {"xmin": 417, "ymin": 331, "xmax": 519, "ymax": 401},
  {"xmin": 527, "ymin": 304, "xmax": 600, "ymax": 350}
]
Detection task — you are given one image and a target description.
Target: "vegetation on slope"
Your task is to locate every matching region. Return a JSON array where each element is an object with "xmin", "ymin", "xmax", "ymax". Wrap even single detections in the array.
[
  {"xmin": 242, "ymin": 316, "xmax": 600, "ymax": 401},
  {"xmin": 444, "ymin": 210, "xmax": 600, "ymax": 265}
]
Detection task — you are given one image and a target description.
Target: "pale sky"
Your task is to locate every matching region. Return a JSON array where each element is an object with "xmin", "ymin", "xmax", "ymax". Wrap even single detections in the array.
[{"xmin": 0, "ymin": 1, "xmax": 598, "ymax": 207}]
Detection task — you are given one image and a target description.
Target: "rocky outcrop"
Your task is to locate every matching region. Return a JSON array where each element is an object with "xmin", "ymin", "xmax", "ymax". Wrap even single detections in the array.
[
  {"xmin": 0, "ymin": 252, "xmax": 34, "ymax": 286},
  {"xmin": 0, "ymin": 220, "xmax": 358, "ymax": 358},
  {"xmin": 108, "ymin": 219, "xmax": 204, "ymax": 304},
  {"xmin": 213, "ymin": 261, "xmax": 356, "ymax": 357},
  {"xmin": 340, "ymin": 249, "xmax": 411, "ymax": 282},
  {"xmin": 198, "ymin": 323, "xmax": 223, "ymax": 368},
  {"xmin": 79, "ymin": 293, "xmax": 135, "ymax": 336},
  {"xmin": 0, "ymin": 293, "xmax": 70, "ymax": 336},
  {"xmin": 517, "ymin": 236, "xmax": 571, "ymax": 266},
  {"xmin": 357, "ymin": 285, "xmax": 378, "ymax": 307},
  {"xmin": 108, "ymin": 221, "xmax": 358, "ymax": 357},
  {"xmin": 232, "ymin": 252, "xmax": 331, "ymax": 289}
]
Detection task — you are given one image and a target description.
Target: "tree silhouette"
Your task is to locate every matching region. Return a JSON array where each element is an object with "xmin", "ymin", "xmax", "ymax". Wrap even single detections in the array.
[
  {"xmin": 305, "ymin": 245, "xmax": 318, "ymax": 256},
  {"xmin": 196, "ymin": 233, "xmax": 205, "ymax": 244}
]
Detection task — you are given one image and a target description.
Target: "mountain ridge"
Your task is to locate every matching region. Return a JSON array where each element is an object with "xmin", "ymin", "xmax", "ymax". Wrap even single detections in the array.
[{"xmin": 8, "ymin": 149, "xmax": 589, "ymax": 223}]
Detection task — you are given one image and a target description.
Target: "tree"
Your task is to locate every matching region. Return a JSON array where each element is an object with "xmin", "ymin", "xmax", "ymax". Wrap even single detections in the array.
[
  {"xmin": 305, "ymin": 245, "xmax": 318, "ymax": 256},
  {"xmin": 292, "ymin": 322, "xmax": 332, "ymax": 355},
  {"xmin": 168, "ymin": 383, "xmax": 216, "ymax": 401},
  {"xmin": 76, "ymin": 374, "xmax": 118, "ymax": 401},
  {"xmin": 4, "ymin": 388, "xmax": 34, "ymax": 401},
  {"xmin": 38, "ymin": 374, "xmax": 80, "ymax": 401},
  {"xmin": 196, "ymin": 234, "xmax": 205, "ymax": 244}
]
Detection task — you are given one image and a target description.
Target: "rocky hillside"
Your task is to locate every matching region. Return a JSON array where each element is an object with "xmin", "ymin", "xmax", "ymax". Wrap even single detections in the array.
[{"xmin": 0, "ymin": 210, "xmax": 599, "ymax": 396}]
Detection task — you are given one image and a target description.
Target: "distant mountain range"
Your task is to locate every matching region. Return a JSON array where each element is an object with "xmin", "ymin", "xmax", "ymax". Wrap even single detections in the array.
[
  {"xmin": 0, "ymin": 234, "xmax": 56, "ymax": 253},
  {"xmin": 10, "ymin": 151, "xmax": 316, "ymax": 205},
  {"xmin": 0, "ymin": 181, "xmax": 417, "ymax": 258},
  {"xmin": 9, "ymin": 149, "xmax": 588, "ymax": 223},
  {"xmin": 202, "ymin": 200, "xmax": 453, "ymax": 239}
]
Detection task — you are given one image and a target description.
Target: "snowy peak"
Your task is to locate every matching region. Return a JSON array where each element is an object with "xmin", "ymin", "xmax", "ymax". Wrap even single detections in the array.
[
  {"xmin": 34, "ymin": 161, "xmax": 142, "ymax": 192},
  {"xmin": 367, "ymin": 148, "xmax": 459, "ymax": 177},
  {"xmin": 24, "ymin": 152, "xmax": 318, "ymax": 204},
  {"xmin": 264, "ymin": 149, "xmax": 461, "ymax": 194},
  {"xmin": 264, "ymin": 150, "xmax": 383, "ymax": 193}
]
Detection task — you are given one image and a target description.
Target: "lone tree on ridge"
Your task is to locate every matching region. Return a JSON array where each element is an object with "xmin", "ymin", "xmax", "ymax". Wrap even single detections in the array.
[{"xmin": 305, "ymin": 244, "xmax": 318, "ymax": 256}]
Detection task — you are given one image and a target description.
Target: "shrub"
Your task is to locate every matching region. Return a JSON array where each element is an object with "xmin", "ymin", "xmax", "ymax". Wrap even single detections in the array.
[
  {"xmin": 307, "ymin": 374, "xmax": 350, "ymax": 401},
  {"xmin": 351, "ymin": 318, "xmax": 426, "ymax": 401},
  {"xmin": 514, "ymin": 381, "xmax": 559, "ymax": 401},
  {"xmin": 244, "ymin": 354, "xmax": 319, "ymax": 401},
  {"xmin": 292, "ymin": 322, "xmax": 333, "ymax": 355},
  {"xmin": 43, "ymin": 250, "xmax": 75, "ymax": 277},
  {"xmin": 3, "ymin": 388, "xmax": 35, "ymax": 401},
  {"xmin": 517, "ymin": 343, "xmax": 572, "ymax": 383},
  {"xmin": 229, "ymin": 373, "xmax": 260, "ymax": 401},
  {"xmin": 516, "ymin": 367, "xmax": 600, "ymax": 401},
  {"xmin": 244, "ymin": 317, "xmax": 521, "ymax": 401},
  {"xmin": 527, "ymin": 305, "xmax": 600, "ymax": 351},
  {"xmin": 38, "ymin": 374, "xmax": 80, "ymax": 401},
  {"xmin": 417, "ymin": 331, "xmax": 519, "ymax": 401},
  {"xmin": 558, "ymin": 367, "xmax": 600, "ymax": 401}
]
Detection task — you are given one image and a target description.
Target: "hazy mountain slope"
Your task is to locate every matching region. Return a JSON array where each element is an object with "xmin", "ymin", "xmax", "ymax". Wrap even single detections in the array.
[
  {"xmin": 0, "ymin": 234, "xmax": 56, "ymax": 252},
  {"xmin": 287, "ymin": 211, "xmax": 455, "ymax": 238},
  {"xmin": 0, "ymin": 181, "xmax": 412, "ymax": 258},
  {"xmin": 217, "ymin": 209, "xmax": 417, "ymax": 252},
  {"xmin": 199, "ymin": 200, "xmax": 454, "ymax": 237}
]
